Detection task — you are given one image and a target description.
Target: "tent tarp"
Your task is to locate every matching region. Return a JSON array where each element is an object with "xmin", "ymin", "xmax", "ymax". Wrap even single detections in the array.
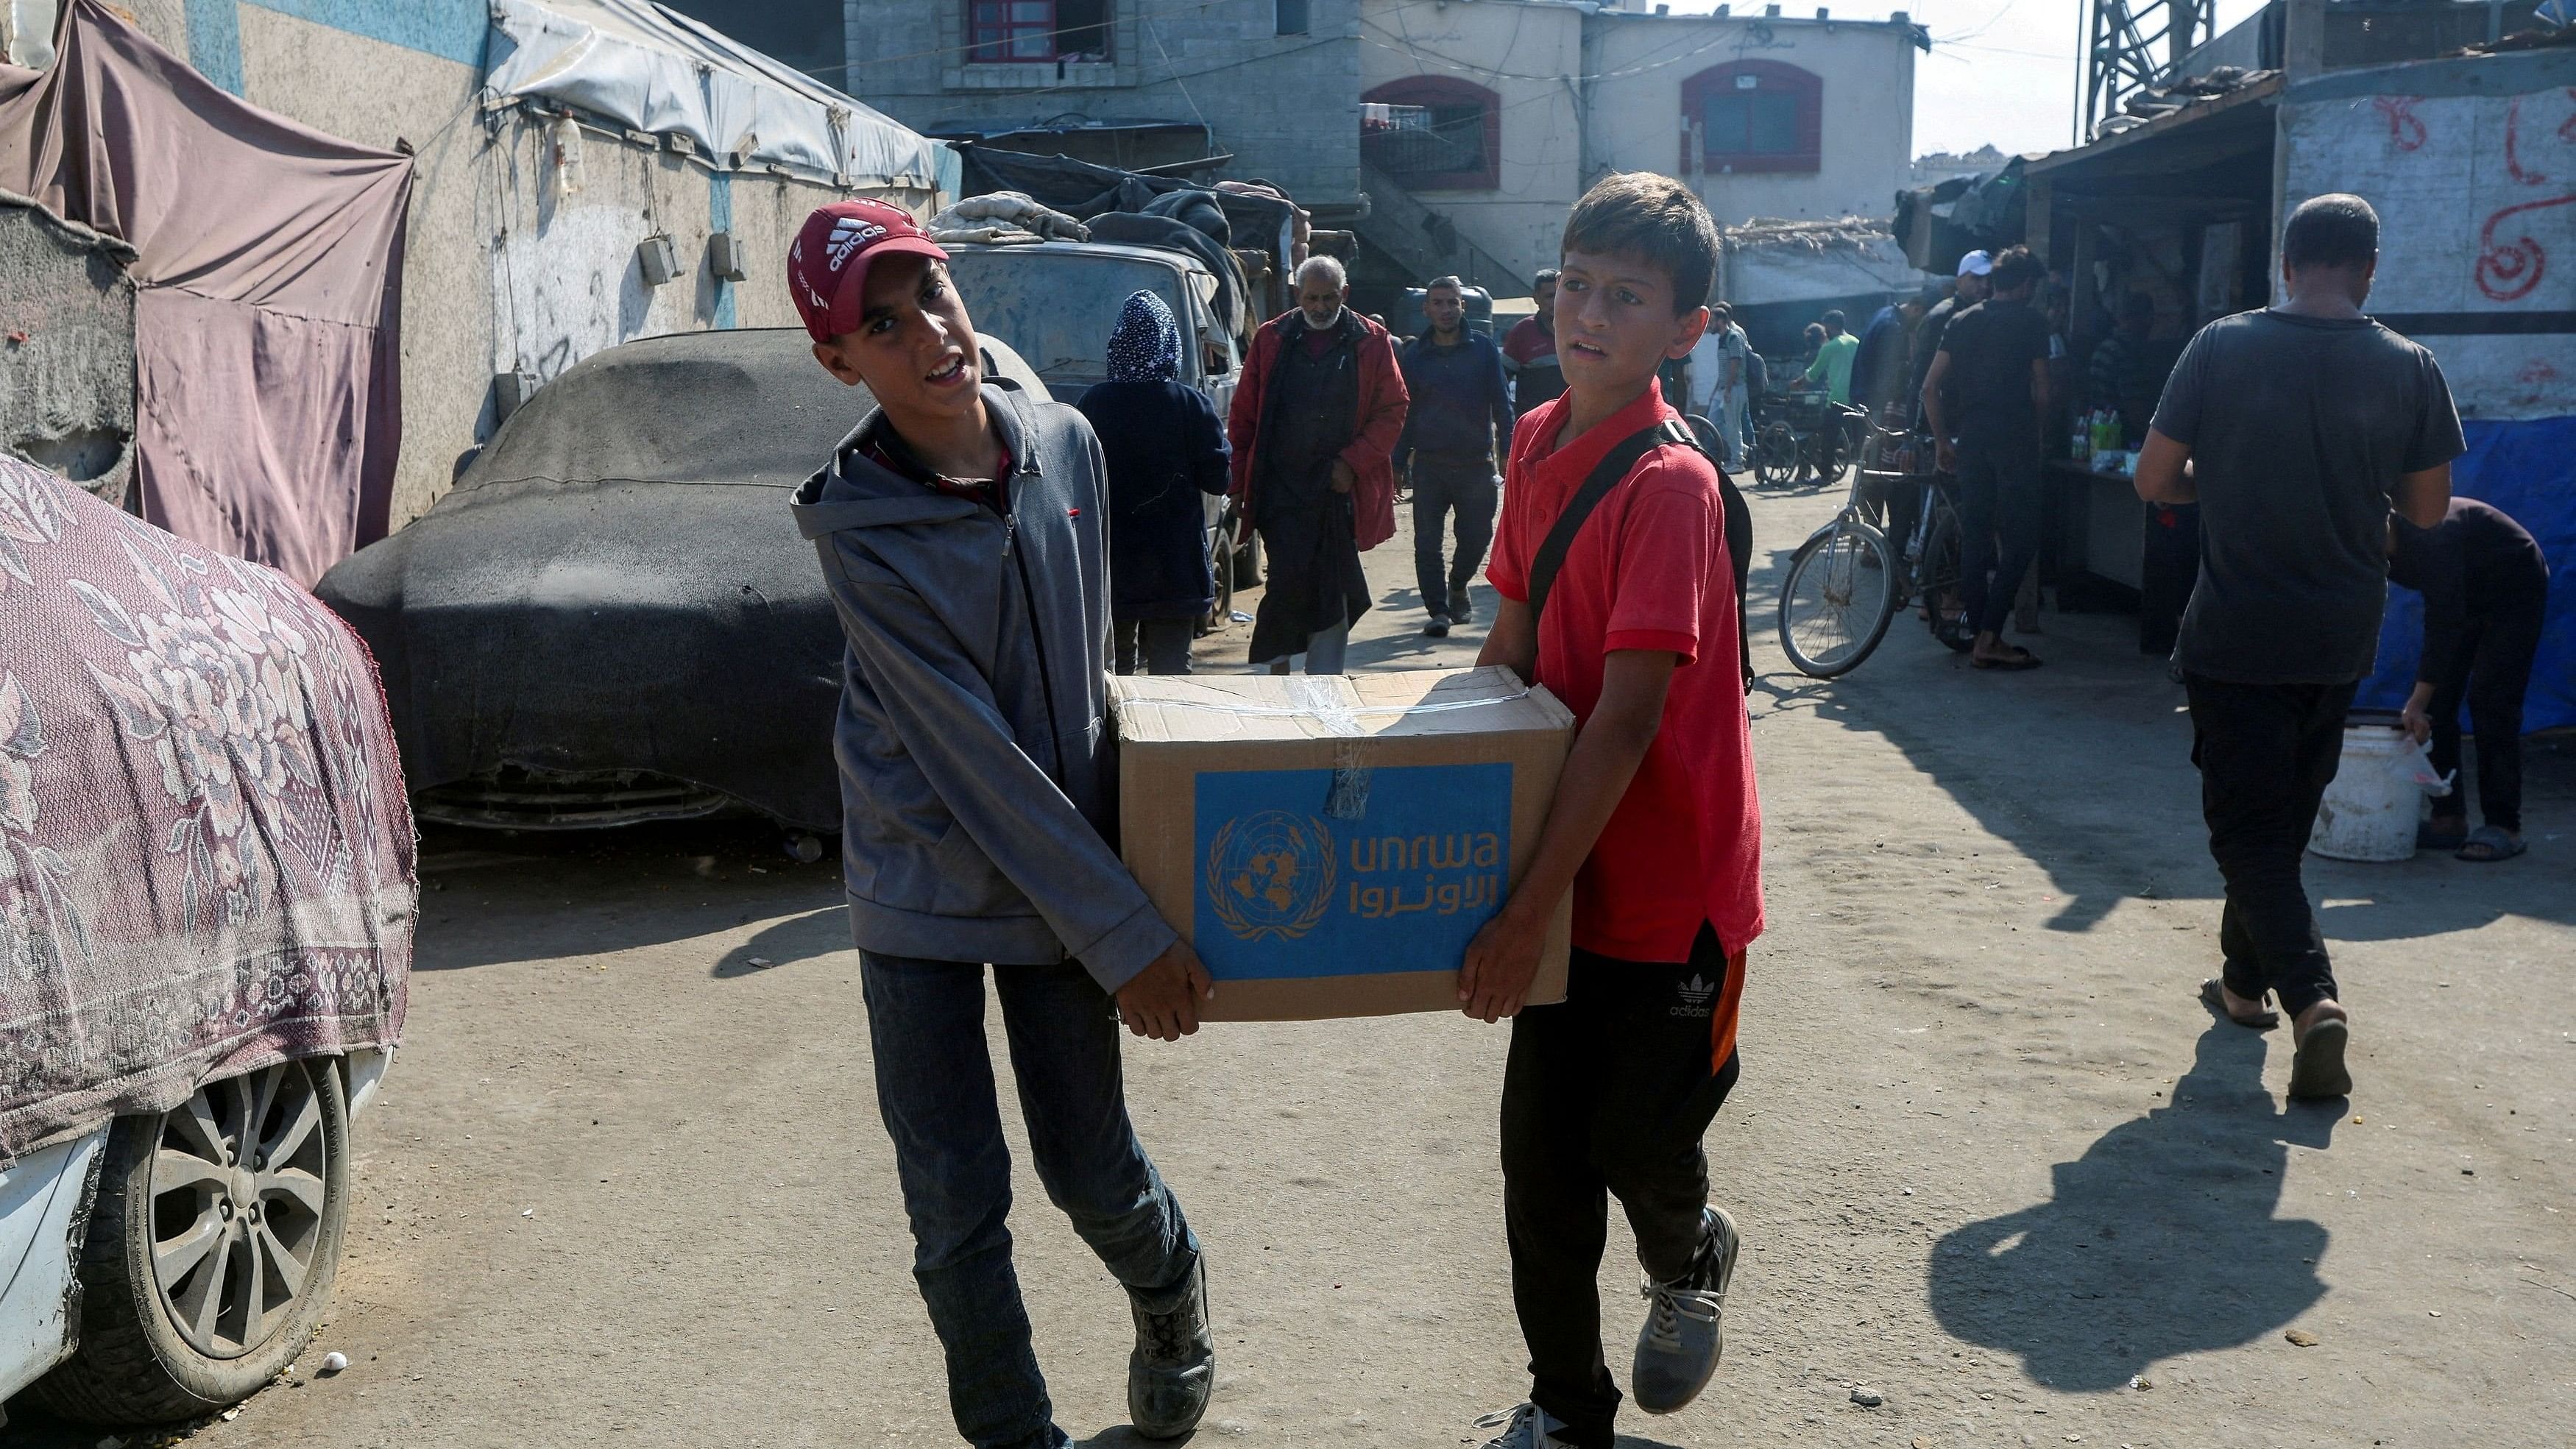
[
  {"xmin": 2360, "ymin": 413, "xmax": 2576, "ymax": 734},
  {"xmin": 486, "ymin": 0, "xmax": 943, "ymax": 191},
  {"xmin": 0, "ymin": 0, "xmax": 410, "ymax": 585}
]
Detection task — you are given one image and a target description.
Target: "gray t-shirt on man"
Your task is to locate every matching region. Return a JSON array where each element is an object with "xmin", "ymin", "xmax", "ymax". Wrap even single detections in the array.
[{"xmin": 2150, "ymin": 309, "xmax": 2465, "ymax": 684}]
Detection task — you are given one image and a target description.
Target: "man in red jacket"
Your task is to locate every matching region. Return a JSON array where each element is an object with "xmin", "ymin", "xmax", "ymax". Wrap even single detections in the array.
[{"xmin": 1227, "ymin": 255, "xmax": 1409, "ymax": 672}]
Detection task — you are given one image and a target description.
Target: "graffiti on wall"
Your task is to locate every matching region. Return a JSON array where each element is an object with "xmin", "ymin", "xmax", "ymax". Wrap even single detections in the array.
[{"xmin": 2285, "ymin": 82, "xmax": 2576, "ymax": 419}]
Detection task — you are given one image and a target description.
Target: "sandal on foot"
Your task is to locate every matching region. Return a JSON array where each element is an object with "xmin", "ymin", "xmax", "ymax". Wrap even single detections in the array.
[
  {"xmin": 2288, "ymin": 1017, "xmax": 2352, "ymax": 1100},
  {"xmin": 1973, "ymin": 648, "xmax": 2042, "ymax": 671},
  {"xmin": 2456, "ymin": 825, "xmax": 2526, "ymax": 862},
  {"xmin": 2200, "ymin": 978, "xmax": 2279, "ymax": 1030}
]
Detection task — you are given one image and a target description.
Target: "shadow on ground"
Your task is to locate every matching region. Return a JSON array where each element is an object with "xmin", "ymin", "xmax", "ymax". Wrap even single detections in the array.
[
  {"xmin": 1927, "ymin": 1016, "xmax": 2343, "ymax": 1390},
  {"xmin": 413, "ymin": 819, "xmax": 842, "ymax": 971}
]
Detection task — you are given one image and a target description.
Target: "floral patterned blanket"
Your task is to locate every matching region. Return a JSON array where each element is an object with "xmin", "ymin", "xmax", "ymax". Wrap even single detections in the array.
[{"xmin": 1, "ymin": 456, "xmax": 413, "ymax": 1163}]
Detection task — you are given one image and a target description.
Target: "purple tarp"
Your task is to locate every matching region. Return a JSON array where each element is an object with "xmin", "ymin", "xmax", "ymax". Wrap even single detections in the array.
[
  {"xmin": 0, "ymin": 454, "xmax": 414, "ymax": 1163},
  {"xmin": 0, "ymin": 0, "xmax": 411, "ymax": 585}
]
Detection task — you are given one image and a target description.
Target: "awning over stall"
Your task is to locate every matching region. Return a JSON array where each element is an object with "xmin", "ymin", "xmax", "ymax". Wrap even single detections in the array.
[{"xmin": 484, "ymin": 0, "xmax": 944, "ymax": 191}]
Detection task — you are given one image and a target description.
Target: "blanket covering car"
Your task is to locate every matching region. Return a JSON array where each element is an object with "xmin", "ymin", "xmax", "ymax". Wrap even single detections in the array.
[{"xmin": 0, "ymin": 455, "xmax": 413, "ymax": 1163}]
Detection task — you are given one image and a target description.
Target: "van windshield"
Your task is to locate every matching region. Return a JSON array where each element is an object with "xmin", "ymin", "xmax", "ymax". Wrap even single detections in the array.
[{"xmin": 945, "ymin": 251, "xmax": 1189, "ymax": 394}]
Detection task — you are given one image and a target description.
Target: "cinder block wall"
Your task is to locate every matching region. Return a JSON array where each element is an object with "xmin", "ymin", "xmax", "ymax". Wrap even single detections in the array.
[{"xmin": 841, "ymin": 0, "xmax": 1361, "ymax": 208}]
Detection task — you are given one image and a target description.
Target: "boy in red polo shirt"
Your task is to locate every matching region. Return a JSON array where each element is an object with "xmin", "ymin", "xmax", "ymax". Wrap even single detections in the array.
[{"xmin": 1462, "ymin": 173, "xmax": 1763, "ymax": 1449}]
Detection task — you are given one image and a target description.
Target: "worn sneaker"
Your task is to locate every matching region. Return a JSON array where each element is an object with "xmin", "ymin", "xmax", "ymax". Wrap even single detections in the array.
[
  {"xmin": 1449, "ymin": 590, "xmax": 1476, "ymax": 624},
  {"xmin": 1473, "ymin": 1403, "xmax": 1580, "ymax": 1448},
  {"xmin": 1423, "ymin": 612, "xmax": 1451, "ymax": 637},
  {"xmin": 1632, "ymin": 1206, "xmax": 1741, "ymax": 1414},
  {"xmin": 1128, "ymin": 1258, "xmax": 1214, "ymax": 1438}
]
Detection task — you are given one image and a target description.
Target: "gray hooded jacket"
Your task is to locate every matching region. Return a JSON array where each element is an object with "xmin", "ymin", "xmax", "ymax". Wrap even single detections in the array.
[{"xmin": 789, "ymin": 381, "xmax": 1176, "ymax": 991}]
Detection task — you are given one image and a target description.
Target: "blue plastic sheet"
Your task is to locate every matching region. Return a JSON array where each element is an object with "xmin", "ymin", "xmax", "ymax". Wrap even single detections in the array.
[{"xmin": 2360, "ymin": 414, "xmax": 2576, "ymax": 731}]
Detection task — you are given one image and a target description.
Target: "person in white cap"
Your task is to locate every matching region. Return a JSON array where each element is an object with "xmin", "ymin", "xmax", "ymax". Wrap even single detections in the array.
[{"xmin": 1908, "ymin": 249, "xmax": 1993, "ymax": 429}]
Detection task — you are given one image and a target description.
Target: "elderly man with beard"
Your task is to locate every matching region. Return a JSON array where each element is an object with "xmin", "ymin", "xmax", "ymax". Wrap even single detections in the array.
[{"xmin": 1227, "ymin": 255, "xmax": 1409, "ymax": 673}]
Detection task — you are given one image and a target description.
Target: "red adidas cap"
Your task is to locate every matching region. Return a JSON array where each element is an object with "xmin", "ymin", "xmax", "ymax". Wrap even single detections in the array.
[{"xmin": 786, "ymin": 199, "xmax": 948, "ymax": 344}]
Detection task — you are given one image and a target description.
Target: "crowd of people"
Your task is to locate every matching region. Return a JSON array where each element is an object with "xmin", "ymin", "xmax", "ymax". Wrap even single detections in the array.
[{"xmin": 776, "ymin": 180, "xmax": 2540, "ymax": 1449}]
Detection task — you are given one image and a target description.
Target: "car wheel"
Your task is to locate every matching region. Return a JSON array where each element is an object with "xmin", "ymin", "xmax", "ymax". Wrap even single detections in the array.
[{"xmin": 33, "ymin": 1058, "xmax": 351, "ymax": 1426}]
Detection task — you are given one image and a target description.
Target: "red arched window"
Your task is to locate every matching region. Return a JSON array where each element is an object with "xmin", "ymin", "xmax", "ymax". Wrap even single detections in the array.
[
  {"xmin": 1362, "ymin": 76, "xmax": 1501, "ymax": 191},
  {"xmin": 1680, "ymin": 60, "xmax": 1822, "ymax": 174}
]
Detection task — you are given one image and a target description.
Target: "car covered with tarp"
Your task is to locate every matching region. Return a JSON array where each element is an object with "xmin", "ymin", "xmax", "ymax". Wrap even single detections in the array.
[
  {"xmin": 0, "ymin": 453, "xmax": 411, "ymax": 1424},
  {"xmin": 315, "ymin": 327, "xmax": 1052, "ymax": 833}
]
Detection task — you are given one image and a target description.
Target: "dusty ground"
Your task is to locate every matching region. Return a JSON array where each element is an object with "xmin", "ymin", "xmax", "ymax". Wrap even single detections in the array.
[{"xmin": 14, "ymin": 477, "xmax": 2573, "ymax": 1448}]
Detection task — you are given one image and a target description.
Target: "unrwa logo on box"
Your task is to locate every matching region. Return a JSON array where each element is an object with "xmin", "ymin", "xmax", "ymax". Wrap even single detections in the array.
[
  {"xmin": 1203, "ymin": 810, "xmax": 1339, "ymax": 941},
  {"xmin": 1192, "ymin": 762, "xmax": 1514, "ymax": 980}
]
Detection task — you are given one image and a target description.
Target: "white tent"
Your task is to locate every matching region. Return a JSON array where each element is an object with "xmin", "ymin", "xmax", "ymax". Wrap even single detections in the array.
[{"xmin": 484, "ymin": 0, "xmax": 944, "ymax": 192}]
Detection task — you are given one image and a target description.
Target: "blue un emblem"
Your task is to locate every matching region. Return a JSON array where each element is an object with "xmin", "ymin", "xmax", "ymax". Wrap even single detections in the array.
[{"xmin": 1202, "ymin": 809, "xmax": 1337, "ymax": 942}]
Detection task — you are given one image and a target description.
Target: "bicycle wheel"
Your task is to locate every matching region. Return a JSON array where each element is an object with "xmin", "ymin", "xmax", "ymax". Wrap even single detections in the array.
[
  {"xmin": 1777, "ymin": 520, "xmax": 1900, "ymax": 678},
  {"xmin": 1919, "ymin": 504, "xmax": 1973, "ymax": 653},
  {"xmin": 1755, "ymin": 422, "xmax": 1800, "ymax": 488}
]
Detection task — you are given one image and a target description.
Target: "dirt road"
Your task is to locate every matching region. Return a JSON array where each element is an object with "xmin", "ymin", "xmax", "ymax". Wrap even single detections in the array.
[{"xmin": 17, "ymin": 476, "xmax": 2572, "ymax": 1448}]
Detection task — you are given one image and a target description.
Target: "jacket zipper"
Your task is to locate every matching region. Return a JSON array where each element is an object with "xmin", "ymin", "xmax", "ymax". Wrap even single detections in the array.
[{"xmin": 1002, "ymin": 504, "xmax": 1069, "ymax": 787}]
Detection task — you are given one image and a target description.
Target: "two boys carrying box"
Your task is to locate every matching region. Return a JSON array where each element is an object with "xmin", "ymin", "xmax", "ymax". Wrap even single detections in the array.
[{"xmin": 784, "ymin": 172, "xmax": 1763, "ymax": 1449}]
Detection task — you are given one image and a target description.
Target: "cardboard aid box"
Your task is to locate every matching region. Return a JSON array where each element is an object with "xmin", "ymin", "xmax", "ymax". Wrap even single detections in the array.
[{"xmin": 1111, "ymin": 667, "xmax": 1576, "ymax": 1021}]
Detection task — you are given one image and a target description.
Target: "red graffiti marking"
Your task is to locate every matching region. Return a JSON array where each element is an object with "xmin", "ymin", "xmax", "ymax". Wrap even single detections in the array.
[
  {"xmin": 2474, "ymin": 194, "xmax": 2576, "ymax": 301},
  {"xmin": 2375, "ymin": 96, "xmax": 2427, "ymax": 151},
  {"xmin": 2506, "ymin": 99, "xmax": 2546, "ymax": 184}
]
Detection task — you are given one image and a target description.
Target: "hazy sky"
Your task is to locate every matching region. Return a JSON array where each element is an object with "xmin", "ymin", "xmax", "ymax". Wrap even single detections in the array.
[{"xmin": 1669, "ymin": 0, "xmax": 2273, "ymax": 157}]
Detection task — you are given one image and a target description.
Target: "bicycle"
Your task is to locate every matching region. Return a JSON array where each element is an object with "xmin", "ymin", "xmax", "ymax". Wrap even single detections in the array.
[{"xmin": 1776, "ymin": 417, "xmax": 1970, "ymax": 676}]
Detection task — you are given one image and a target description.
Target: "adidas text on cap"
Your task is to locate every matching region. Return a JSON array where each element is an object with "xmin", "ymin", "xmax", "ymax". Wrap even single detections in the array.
[{"xmin": 787, "ymin": 199, "xmax": 948, "ymax": 344}]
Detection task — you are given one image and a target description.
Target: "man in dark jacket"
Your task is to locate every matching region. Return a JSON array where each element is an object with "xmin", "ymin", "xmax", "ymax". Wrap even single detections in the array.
[
  {"xmin": 1078, "ymin": 289, "xmax": 1231, "ymax": 674},
  {"xmin": 783, "ymin": 200, "xmax": 1217, "ymax": 1448},
  {"xmin": 1395, "ymin": 274, "xmax": 1515, "ymax": 637},
  {"xmin": 2393, "ymin": 498, "xmax": 2550, "ymax": 862},
  {"xmin": 1226, "ymin": 255, "xmax": 1409, "ymax": 673}
]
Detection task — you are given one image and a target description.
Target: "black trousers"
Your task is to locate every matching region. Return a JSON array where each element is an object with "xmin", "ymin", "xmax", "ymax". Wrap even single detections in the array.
[
  {"xmin": 2184, "ymin": 674, "xmax": 2357, "ymax": 1021},
  {"xmin": 1113, "ymin": 617, "xmax": 1195, "ymax": 676},
  {"xmin": 2425, "ymin": 587, "xmax": 2546, "ymax": 834},
  {"xmin": 1955, "ymin": 440, "xmax": 2042, "ymax": 638},
  {"xmin": 1411, "ymin": 454, "xmax": 1498, "ymax": 618},
  {"xmin": 1501, "ymin": 924, "xmax": 1741, "ymax": 1448}
]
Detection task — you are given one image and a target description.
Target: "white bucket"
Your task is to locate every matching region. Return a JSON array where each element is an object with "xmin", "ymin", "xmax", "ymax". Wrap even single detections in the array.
[{"xmin": 2308, "ymin": 724, "xmax": 2420, "ymax": 862}]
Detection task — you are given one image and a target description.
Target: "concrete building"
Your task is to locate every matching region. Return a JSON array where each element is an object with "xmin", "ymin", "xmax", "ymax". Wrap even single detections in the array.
[
  {"xmin": 8, "ymin": 0, "xmax": 936, "ymax": 540},
  {"xmin": 1356, "ymin": 0, "xmax": 1927, "ymax": 291},
  {"xmin": 836, "ymin": 0, "xmax": 1364, "ymax": 210},
  {"xmin": 1913, "ymin": 143, "xmax": 2008, "ymax": 186}
]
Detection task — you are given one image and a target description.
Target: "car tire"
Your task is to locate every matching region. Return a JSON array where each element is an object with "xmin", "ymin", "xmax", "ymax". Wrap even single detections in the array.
[{"xmin": 33, "ymin": 1058, "xmax": 351, "ymax": 1426}]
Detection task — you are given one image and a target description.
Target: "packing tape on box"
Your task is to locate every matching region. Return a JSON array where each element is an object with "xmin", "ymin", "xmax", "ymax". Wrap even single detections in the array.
[{"xmin": 1136, "ymin": 679, "xmax": 1538, "ymax": 820}]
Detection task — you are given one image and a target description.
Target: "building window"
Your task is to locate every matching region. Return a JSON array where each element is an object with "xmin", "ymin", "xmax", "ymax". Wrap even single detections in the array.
[
  {"xmin": 968, "ymin": 0, "xmax": 1112, "ymax": 63},
  {"xmin": 1680, "ymin": 60, "xmax": 1822, "ymax": 174},
  {"xmin": 1361, "ymin": 77, "xmax": 1501, "ymax": 191},
  {"xmin": 1275, "ymin": 0, "xmax": 1309, "ymax": 35}
]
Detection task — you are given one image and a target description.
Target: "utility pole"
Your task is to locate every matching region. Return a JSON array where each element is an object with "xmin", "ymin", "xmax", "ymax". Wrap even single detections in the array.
[{"xmin": 2082, "ymin": 0, "xmax": 2217, "ymax": 142}]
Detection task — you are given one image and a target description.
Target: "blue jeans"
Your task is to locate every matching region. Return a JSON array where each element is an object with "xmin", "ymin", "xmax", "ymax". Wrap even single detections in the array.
[{"xmin": 860, "ymin": 952, "xmax": 1201, "ymax": 1449}]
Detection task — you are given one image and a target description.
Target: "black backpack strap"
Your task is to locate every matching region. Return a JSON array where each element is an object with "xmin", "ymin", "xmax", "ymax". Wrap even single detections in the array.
[
  {"xmin": 1681, "ymin": 414, "xmax": 1759, "ymax": 693},
  {"xmin": 1526, "ymin": 417, "xmax": 1696, "ymax": 629}
]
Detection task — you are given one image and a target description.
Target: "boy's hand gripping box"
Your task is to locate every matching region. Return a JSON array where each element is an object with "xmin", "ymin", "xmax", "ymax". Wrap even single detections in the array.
[{"xmin": 1111, "ymin": 667, "xmax": 1575, "ymax": 1021}]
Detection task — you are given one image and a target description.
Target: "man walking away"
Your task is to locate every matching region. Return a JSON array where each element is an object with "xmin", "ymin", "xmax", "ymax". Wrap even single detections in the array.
[
  {"xmin": 1228, "ymin": 255, "xmax": 1409, "ymax": 673},
  {"xmin": 1911, "ymin": 251, "xmax": 1992, "ymax": 427},
  {"xmin": 1800, "ymin": 308, "xmax": 1858, "ymax": 405},
  {"xmin": 2393, "ymin": 499, "xmax": 2548, "ymax": 862},
  {"xmin": 1504, "ymin": 269, "xmax": 1567, "ymax": 412},
  {"xmin": 784, "ymin": 202, "xmax": 1218, "ymax": 1447},
  {"xmin": 1078, "ymin": 290, "xmax": 1234, "ymax": 674},
  {"xmin": 2134, "ymin": 193, "xmax": 2460, "ymax": 1100},
  {"xmin": 1922, "ymin": 245, "xmax": 2052, "ymax": 670},
  {"xmin": 1396, "ymin": 274, "xmax": 1515, "ymax": 637}
]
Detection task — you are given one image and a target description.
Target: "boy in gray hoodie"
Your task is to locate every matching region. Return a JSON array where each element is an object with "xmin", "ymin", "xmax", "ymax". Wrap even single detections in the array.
[{"xmin": 784, "ymin": 199, "xmax": 1217, "ymax": 1448}]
